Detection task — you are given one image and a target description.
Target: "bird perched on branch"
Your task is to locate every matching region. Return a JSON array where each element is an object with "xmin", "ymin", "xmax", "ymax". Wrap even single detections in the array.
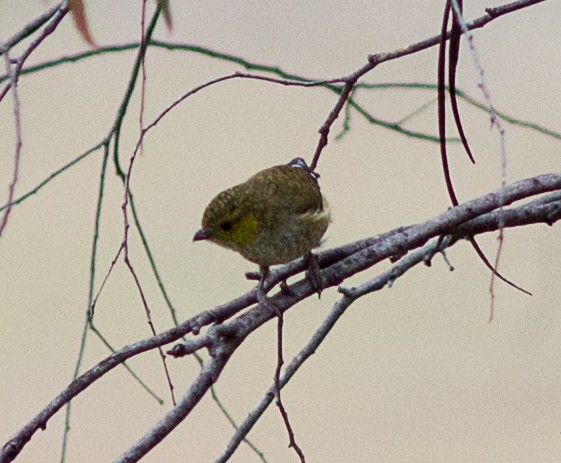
[{"xmin": 193, "ymin": 157, "xmax": 330, "ymax": 309}]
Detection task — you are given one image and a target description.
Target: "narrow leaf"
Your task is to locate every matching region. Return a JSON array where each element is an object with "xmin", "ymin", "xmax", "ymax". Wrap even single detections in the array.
[
  {"xmin": 69, "ymin": 0, "xmax": 96, "ymax": 47},
  {"xmin": 449, "ymin": 0, "xmax": 475, "ymax": 163},
  {"xmin": 156, "ymin": 0, "xmax": 173, "ymax": 31}
]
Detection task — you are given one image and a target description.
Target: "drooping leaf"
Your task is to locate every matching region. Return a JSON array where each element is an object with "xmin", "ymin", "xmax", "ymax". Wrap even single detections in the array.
[
  {"xmin": 156, "ymin": 0, "xmax": 173, "ymax": 31},
  {"xmin": 68, "ymin": 0, "xmax": 96, "ymax": 47},
  {"xmin": 448, "ymin": 0, "xmax": 475, "ymax": 163}
]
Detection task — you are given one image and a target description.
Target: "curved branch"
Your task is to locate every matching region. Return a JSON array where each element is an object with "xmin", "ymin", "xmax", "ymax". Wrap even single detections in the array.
[
  {"xmin": 3, "ymin": 172, "xmax": 559, "ymax": 462},
  {"xmin": 216, "ymin": 193, "xmax": 561, "ymax": 461},
  {"xmin": 310, "ymin": 0, "xmax": 547, "ymax": 169}
]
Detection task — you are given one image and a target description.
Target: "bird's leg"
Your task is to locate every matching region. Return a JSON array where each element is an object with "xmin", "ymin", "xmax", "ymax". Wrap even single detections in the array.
[
  {"xmin": 305, "ymin": 252, "xmax": 323, "ymax": 298},
  {"xmin": 249, "ymin": 268, "xmax": 292, "ymax": 296},
  {"xmin": 258, "ymin": 265, "xmax": 269, "ymax": 294},
  {"xmin": 256, "ymin": 265, "xmax": 282, "ymax": 316}
]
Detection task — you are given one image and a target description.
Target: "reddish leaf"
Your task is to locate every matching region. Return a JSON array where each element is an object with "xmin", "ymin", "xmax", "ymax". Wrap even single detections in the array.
[
  {"xmin": 69, "ymin": 0, "xmax": 96, "ymax": 48},
  {"xmin": 156, "ymin": 0, "xmax": 173, "ymax": 31}
]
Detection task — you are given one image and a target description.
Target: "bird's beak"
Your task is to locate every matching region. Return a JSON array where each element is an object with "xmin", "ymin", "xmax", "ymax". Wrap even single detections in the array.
[{"xmin": 193, "ymin": 228, "xmax": 212, "ymax": 242}]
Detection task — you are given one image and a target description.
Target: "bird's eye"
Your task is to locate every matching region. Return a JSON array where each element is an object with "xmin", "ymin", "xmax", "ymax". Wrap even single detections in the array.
[{"xmin": 220, "ymin": 221, "xmax": 233, "ymax": 232}]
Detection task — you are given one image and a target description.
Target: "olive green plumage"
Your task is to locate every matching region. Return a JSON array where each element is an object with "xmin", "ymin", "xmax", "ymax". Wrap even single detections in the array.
[{"xmin": 193, "ymin": 158, "xmax": 330, "ymax": 267}]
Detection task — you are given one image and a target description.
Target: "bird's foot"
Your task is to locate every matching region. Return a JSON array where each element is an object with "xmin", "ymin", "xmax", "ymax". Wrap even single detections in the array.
[
  {"xmin": 279, "ymin": 279, "xmax": 294, "ymax": 296},
  {"xmin": 245, "ymin": 270, "xmax": 261, "ymax": 281},
  {"xmin": 305, "ymin": 252, "xmax": 323, "ymax": 298},
  {"xmin": 251, "ymin": 265, "xmax": 282, "ymax": 317}
]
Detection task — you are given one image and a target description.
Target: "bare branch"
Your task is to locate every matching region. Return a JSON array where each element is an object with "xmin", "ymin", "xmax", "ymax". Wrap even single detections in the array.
[
  {"xmin": 309, "ymin": 0, "xmax": 547, "ymax": 170},
  {"xmin": 0, "ymin": 2, "xmax": 556, "ymax": 462},
  {"xmin": 0, "ymin": 50, "xmax": 22, "ymax": 237},
  {"xmin": 5, "ymin": 172, "xmax": 558, "ymax": 463},
  {"xmin": 0, "ymin": 2, "xmax": 65, "ymax": 52},
  {"xmin": 115, "ymin": 336, "xmax": 243, "ymax": 463}
]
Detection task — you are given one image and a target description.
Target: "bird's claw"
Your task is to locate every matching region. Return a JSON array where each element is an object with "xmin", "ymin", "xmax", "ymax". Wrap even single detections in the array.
[
  {"xmin": 279, "ymin": 279, "xmax": 294, "ymax": 296},
  {"xmin": 245, "ymin": 271, "xmax": 261, "ymax": 281},
  {"xmin": 305, "ymin": 252, "xmax": 323, "ymax": 298}
]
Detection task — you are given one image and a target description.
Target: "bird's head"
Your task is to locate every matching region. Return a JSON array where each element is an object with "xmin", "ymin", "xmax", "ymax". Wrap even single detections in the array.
[{"xmin": 193, "ymin": 187, "xmax": 258, "ymax": 251}]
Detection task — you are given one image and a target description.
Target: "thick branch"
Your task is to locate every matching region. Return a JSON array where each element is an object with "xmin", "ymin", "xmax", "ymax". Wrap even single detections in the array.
[
  {"xmin": 115, "ymin": 336, "xmax": 243, "ymax": 463},
  {"xmin": 4, "ymin": 171, "xmax": 559, "ymax": 462},
  {"xmin": 216, "ymin": 192, "xmax": 561, "ymax": 460}
]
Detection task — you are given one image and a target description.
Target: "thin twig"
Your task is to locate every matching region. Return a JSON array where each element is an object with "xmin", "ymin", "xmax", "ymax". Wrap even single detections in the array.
[
  {"xmin": 309, "ymin": 0, "xmax": 547, "ymax": 170},
  {"xmin": 0, "ymin": 5, "xmax": 68, "ymax": 104},
  {"xmin": 0, "ymin": 2, "xmax": 66, "ymax": 53},
  {"xmin": 3, "ymin": 172, "xmax": 561, "ymax": 462},
  {"xmin": 450, "ymin": 0, "xmax": 511, "ymax": 318},
  {"xmin": 0, "ymin": 50, "xmax": 22, "ymax": 237},
  {"xmin": 275, "ymin": 315, "xmax": 306, "ymax": 462}
]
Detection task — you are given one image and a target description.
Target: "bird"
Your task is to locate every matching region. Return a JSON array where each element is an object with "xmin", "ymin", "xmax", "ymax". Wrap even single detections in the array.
[{"xmin": 193, "ymin": 157, "xmax": 330, "ymax": 310}]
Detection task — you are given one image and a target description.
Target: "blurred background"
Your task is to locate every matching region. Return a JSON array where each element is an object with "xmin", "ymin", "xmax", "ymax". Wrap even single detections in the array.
[{"xmin": 1, "ymin": 1, "xmax": 561, "ymax": 462}]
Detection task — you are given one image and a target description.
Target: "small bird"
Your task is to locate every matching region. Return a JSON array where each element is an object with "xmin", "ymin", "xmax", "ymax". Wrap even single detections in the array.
[{"xmin": 193, "ymin": 157, "xmax": 330, "ymax": 307}]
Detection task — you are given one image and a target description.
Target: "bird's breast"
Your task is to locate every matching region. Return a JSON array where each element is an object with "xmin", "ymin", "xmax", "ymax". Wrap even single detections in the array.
[{"xmin": 239, "ymin": 208, "xmax": 330, "ymax": 266}]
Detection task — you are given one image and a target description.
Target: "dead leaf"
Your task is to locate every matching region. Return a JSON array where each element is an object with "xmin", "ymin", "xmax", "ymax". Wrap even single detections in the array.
[
  {"xmin": 69, "ymin": 0, "xmax": 96, "ymax": 48},
  {"xmin": 156, "ymin": 0, "xmax": 173, "ymax": 31}
]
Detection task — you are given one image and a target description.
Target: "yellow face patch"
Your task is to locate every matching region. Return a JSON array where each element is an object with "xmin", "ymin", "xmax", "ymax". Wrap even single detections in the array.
[
  {"xmin": 213, "ymin": 213, "xmax": 258, "ymax": 248},
  {"xmin": 230, "ymin": 214, "xmax": 258, "ymax": 246}
]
